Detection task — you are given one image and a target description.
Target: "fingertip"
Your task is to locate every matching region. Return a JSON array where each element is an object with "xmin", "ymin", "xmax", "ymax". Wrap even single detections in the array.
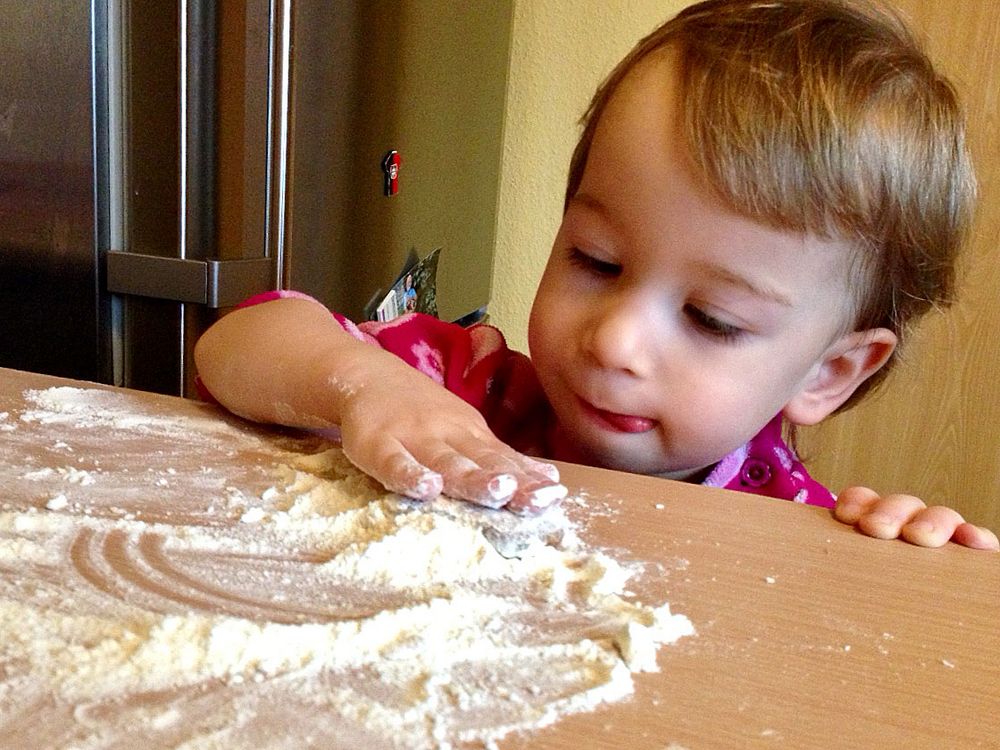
[
  {"xmin": 532, "ymin": 482, "xmax": 568, "ymax": 508},
  {"xmin": 857, "ymin": 513, "xmax": 901, "ymax": 541},
  {"xmin": 487, "ymin": 473, "xmax": 517, "ymax": 502},
  {"xmin": 900, "ymin": 520, "xmax": 950, "ymax": 548},
  {"xmin": 365, "ymin": 447, "xmax": 444, "ymax": 501},
  {"xmin": 833, "ymin": 502, "xmax": 861, "ymax": 524},
  {"xmin": 952, "ymin": 523, "xmax": 1000, "ymax": 551},
  {"xmin": 833, "ymin": 486, "xmax": 879, "ymax": 523},
  {"xmin": 409, "ymin": 471, "xmax": 444, "ymax": 501},
  {"xmin": 441, "ymin": 469, "xmax": 518, "ymax": 509},
  {"xmin": 506, "ymin": 481, "xmax": 568, "ymax": 515},
  {"xmin": 525, "ymin": 458, "xmax": 560, "ymax": 483}
]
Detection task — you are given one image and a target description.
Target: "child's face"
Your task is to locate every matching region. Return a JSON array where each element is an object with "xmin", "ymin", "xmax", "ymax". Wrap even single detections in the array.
[{"xmin": 528, "ymin": 49, "xmax": 859, "ymax": 480}]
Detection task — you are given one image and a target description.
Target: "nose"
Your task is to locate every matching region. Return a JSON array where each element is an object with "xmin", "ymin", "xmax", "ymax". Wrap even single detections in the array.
[{"xmin": 583, "ymin": 293, "xmax": 653, "ymax": 376}]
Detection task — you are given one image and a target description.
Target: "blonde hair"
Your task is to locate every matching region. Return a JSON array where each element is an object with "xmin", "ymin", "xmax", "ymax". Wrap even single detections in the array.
[{"xmin": 567, "ymin": 0, "xmax": 976, "ymax": 410}]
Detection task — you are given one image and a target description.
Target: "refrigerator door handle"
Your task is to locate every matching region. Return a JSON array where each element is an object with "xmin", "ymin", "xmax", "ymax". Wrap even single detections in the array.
[{"xmin": 106, "ymin": 251, "xmax": 275, "ymax": 308}]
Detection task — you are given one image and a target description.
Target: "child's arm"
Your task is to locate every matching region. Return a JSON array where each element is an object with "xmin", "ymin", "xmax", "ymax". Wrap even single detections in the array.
[
  {"xmin": 193, "ymin": 297, "xmax": 565, "ymax": 513},
  {"xmin": 834, "ymin": 486, "xmax": 999, "ymax": 550}
]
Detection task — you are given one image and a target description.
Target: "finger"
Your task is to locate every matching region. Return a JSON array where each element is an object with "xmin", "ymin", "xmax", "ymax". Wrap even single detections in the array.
[
  {"xmin": 463, "ymin": 444, "xmax": 561, "ymax": 485},
  {"xmin": 474, "ymin": 452, "xmax": 564, "ymax": 505},
  {"xmin": 519, "ymin": 455, "xmax": 561, "ymax": 483},
  {"xmin": 408, "ymin": 442, "xmax": 519, "ymax": 506},
  {"xmin": 951, "ymin": 523, "xmax": 1000, "ymax": 551},
  {"xmin": 833, "ymin": 486, "xmax": 881, "ymax": 524},
  {"xmin": 343, "ymin": 439, "xmax": 442, "ymax": 501},
  {"xmin": 505, "ymin": 478, "xmax": 568, "ymax": 516},
  {"xmin": 464, "ymin": 447, "xmax": 534, "ymax": 479},
  {"xmin": 899, "ymin": 505, "xmax": 966, "ymax": 548},
  {"xmin": 855, "ymin": 493, "xmax": 927, "ymax": 540},
  {"xmin": 446, "ymin": 468, "xmax": 518, "ymax": 509},
  {"xmin": 430, "ymin": 437, "xmax": 563, "ymax": 509},
  {"xmin": 835, "ymin": 486, "xmax": 882, "ymax": 523},
  {"xmin": 427, "ymin": 449, "xmax": 518, "ymax": 508}
]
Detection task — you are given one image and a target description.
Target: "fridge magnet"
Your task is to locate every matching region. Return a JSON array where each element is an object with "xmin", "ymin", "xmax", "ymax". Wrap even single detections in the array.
[{"xmin": 381, "ymin": 150, "xmax": 401, "ymax": 196}]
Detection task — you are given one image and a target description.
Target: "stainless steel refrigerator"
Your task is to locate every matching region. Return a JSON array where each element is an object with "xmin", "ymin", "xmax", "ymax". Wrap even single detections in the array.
[{"xmin": 1, "ymin": 0, "xmax": 510, "ymax": 396}]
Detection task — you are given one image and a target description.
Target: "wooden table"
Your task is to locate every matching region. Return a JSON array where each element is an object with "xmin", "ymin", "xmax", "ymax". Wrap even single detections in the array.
[{"xmin": 1, "ymin": 367, "xmax": 997, "ymax": 749}]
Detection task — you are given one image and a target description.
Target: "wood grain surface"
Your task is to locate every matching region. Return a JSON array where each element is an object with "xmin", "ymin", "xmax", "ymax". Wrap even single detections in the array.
[{"xmin": 1, "ymin": 367, "xmax": 997, "ymax": 748}]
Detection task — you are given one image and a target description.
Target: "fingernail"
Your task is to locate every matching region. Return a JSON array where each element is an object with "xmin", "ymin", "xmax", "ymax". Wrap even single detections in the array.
[
  {"xmin": 525, "ymin": 483, "xmax": 567, "ymax": 510},
  {"xmin": 533, "ymin": 462, "xmax": 561, "ymax": 482},
  {"xmin": 412, "ymin": 473, "xmax": 442, "ymax": 500},
  {"xmin": 487, "ymin": 473, "xmax": 517, "ymax": 501}
]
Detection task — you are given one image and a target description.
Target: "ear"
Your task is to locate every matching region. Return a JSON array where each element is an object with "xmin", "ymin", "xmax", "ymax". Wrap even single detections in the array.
[{"xmin": 783, "ymin": 328, "xmax": 897, "ymax": 426}]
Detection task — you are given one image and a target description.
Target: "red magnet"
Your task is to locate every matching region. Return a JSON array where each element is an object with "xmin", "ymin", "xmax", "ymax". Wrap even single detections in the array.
[{"xmin": 382, "ymin": 150, "xmax": 401, "ymax": 196}]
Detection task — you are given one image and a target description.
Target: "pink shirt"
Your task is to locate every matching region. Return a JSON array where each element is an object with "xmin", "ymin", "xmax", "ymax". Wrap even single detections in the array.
[{"xmin": 220, "ymin": 292, "xmax": 835, "ymax": 508}]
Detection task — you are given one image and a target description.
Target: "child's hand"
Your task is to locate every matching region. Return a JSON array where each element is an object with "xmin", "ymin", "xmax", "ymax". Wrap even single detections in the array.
[
  {"xmin": 194, "ymin": 297, "xmax": 565, "ymax": 515},
  {"xmin": 834, "ymin": 486, "xmax": 999, "ymax": 550},
  {"xmin": 337, "ymin": 353, "xmax": 566, "ymax": 515}
]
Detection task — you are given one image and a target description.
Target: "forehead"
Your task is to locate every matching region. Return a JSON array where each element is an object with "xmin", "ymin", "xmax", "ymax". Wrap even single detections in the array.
[
  {"xmin": 581, "ymin": 46, "xmax": 735, "ymax": 240},
  {"xmin": 575, "ymin": 49, "xmax": 858, "ymax": 329},
  {"xmin": 588, "ymin": 48, "xmax": 685, "ymax": 182},
  {"xmin": 580, "ymin": 49, "xmax": 733, "ymax": 247}
]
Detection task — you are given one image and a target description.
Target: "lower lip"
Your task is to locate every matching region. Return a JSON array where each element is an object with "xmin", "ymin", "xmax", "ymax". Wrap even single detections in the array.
[{"xmin": 580, "ymin": 399, "xmax": 657, "ymax": 434}]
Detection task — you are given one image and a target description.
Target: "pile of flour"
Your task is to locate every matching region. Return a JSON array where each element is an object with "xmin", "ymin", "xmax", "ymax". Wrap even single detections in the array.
[{"xmin": 0, "ymin": 386, "xmax": 694, "ymax": 749}]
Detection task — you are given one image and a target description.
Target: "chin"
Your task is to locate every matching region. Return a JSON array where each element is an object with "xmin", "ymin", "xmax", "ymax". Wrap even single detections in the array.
[
  {"xmin": 573, "ymin": 441, "xmax": 669, "ymax": 477},
  {"xmin": 573, "ymin": 435, "xmax": 706, "ymax": 479}
]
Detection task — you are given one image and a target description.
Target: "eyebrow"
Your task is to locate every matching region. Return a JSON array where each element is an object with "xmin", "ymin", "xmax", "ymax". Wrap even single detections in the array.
[
  {"xmin": 693, "ymin": 261, "xmax": 795, "ymax": 308},
  {"xmin": 566, "ymin": 192, "xmax": 633, "ymax": 247}
]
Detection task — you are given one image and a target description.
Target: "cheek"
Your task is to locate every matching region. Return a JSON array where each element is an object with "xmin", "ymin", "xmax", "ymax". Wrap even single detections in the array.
[
  {"xmin": 528, "ymin": 304, "xmax": 560, "ymax": 368},
  {"xmin": 528, "ymin": 286, "xmax": 583, "ymax": 379},
  {"xmin": 528, "ymin": 262, "xmax": 569, "ymax": 352},
  {"xmin": 527, "ymin": 285, "xmax": 552, "ymax": 363}
]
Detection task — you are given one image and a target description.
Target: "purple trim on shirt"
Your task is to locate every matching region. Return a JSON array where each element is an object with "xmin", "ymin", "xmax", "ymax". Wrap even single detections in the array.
[{"xmin": 703, "ymin": 415, "xmax": 835, "ymax": 508}]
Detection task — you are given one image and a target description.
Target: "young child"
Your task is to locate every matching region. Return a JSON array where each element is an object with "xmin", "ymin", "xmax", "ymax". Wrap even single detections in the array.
[{"xmin": 195, "ymin": 0, "xmax": 998, "ymax": 551}]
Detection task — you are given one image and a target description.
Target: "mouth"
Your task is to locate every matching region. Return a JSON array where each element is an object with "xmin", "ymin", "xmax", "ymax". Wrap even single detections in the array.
[{"xmin": 577, "ymin": 397, "xmax": 657, "ymax": 434}]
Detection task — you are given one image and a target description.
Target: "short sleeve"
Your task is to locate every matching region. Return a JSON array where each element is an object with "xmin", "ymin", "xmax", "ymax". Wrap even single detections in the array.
[
  {"xmin": 199, "ymin": 291, "xmax": 554, "ymax": 455},
  {"xmin": 350, "ymin": 313, "xmax": 511, "ymax": 411},
  {"xmin": 233, "ymin": 291, "xmax": 513, "ymax": 410}
]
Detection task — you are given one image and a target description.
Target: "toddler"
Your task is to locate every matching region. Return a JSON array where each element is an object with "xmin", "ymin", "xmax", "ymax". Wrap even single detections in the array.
[{"xmin": 195, "ymin": 0, "xmax": 997, "ymax": 550}]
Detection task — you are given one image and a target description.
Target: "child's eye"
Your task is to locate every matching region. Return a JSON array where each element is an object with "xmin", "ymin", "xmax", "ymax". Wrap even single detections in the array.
[
  {"xmin": 568, "ymin": 247, "xmax": 621, "ymax": 277},
  {"xmin": 684, "ymin": 304, "xmax": 745, "ymax": 341}
]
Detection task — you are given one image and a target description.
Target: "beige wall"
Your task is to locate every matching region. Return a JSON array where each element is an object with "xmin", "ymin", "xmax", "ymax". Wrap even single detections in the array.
[{"xmin": 491, "ymin": 0, "xmax": 689, "ymax": 352}]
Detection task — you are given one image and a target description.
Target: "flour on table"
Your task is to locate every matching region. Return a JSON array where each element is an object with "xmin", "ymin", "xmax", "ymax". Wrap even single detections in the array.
[{"xmin": 0, "ymin": 385, "xmax": 694, "ymax": 749}]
